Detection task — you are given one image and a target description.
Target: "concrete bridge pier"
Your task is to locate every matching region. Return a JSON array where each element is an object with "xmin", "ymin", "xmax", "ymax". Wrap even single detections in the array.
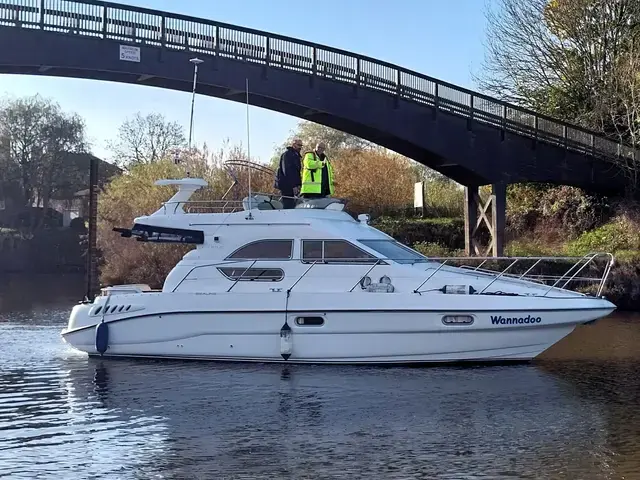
[{"xmin": 464, "ymin": 183, "xmax": 506, "ymax": 257}]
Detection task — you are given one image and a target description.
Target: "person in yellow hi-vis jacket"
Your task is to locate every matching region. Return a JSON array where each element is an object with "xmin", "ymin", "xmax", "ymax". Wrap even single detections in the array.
[{"xmin": 300, "ymin": 142, "xmax": 335, "ymax": 198}]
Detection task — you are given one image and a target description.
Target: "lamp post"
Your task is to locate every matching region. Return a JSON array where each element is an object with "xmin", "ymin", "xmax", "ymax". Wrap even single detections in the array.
[{"xmin": 188, "ymin": 57, "xmax": 204, "ymax": 151}]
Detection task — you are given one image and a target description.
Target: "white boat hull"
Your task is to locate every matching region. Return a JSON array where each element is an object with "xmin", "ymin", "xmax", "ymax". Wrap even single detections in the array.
[{"xmin": 61, "ymin": 293, "xmax": 615, "ymax": 364}]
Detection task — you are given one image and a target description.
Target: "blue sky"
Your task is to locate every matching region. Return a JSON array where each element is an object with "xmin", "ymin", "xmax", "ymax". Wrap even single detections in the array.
[{"xmin": 0, "ymin": 0, "xmax": 490, "ymax": 163}]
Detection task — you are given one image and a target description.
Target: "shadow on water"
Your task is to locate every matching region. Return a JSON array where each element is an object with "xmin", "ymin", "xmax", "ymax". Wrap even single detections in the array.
[
  {"xmin": 1, "ymin": 303, "xmax": 640, "ymax": 479},
  {"xmin": 0, "ymin": 273, "xmax": 84, "ymax": 314}
]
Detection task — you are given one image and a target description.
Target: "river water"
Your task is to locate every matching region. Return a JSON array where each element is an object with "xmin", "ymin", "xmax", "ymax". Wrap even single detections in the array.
[{"xmin": 1, "ymin": 279, "xmax": 640, "ymax": 479}]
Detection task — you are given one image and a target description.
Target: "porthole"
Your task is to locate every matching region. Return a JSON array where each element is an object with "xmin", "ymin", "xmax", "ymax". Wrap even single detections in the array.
[
  {"xmin": 295, "ymin": 316, "xmax": 325, "ymax": 326},
  {"xmin": 442, "ymin": 315, "xmax": 474, "ymax": 326},
  {"xmin": 94, "ymin": 306, "xmax": 102, "ymax": 315}
]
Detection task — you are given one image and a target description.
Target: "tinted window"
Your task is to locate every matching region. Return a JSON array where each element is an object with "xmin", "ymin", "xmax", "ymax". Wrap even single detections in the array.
[
  {"xmin": 302, "ymin": 240, "xmax": 323, "ymax": 260},
  {"xmin": 227, "ymin": 240, "xmax": 293, "ymax": 259},
  {"xmin": 218, "ymin": 267, "xmax": 284, "ymax": 281},
  {"xmin": 323, "ymin": 240, "xmax": 375, "ymax": 261},
  {"xmin": 359, "ymin": 239, "xmax": 428, "ymax": 264},
  {"xmin": 302, "ymin": 240, "xmax": 376, "ymax": 263}
]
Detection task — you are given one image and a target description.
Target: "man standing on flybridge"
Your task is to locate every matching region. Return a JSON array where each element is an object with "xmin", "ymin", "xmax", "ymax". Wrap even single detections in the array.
[
  {"xmin": 300, "ymin": 142, "xmax": 335, "ymax": 199},
  {"xmin": 274, "ymin": 138, "xmax": 303, "ymax": 209}
]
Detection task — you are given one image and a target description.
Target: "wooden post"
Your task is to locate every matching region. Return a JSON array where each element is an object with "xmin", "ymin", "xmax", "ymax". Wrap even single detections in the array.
[
  {"xmin": 85, "ymin": 157, "xmax": 99, "ymax": 301},
  {"xmin": 491, "ymin": 183, "xmax": 506, "ymax": 257},
  {"xmin": 464, "ymin": 186, "xmax": 478, "ymax": 256}
]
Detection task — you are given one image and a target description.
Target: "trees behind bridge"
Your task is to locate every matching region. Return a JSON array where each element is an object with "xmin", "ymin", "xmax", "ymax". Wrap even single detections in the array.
[
  {"xmin": 477, "ymin": 0, "xmax": 640, "ymax": 186},
  {"xmin": 107, "ymin": 112, "xmax": 186, "ymax": 167}
]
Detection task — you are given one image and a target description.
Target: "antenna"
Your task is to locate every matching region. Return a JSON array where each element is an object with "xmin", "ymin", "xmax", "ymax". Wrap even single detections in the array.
[{"xmin": 245, "ymin": 77, "xmax": 252, "ymax": 203}]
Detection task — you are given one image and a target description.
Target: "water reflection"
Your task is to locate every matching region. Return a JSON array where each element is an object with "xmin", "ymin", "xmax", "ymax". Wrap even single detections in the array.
[
  {"xmin": 1, "ymin": 308, "xmax": 640, "ymax": 479},
  {"xmin": 0, "ymin": 273, "xmax": 84, "ymax": 313}
]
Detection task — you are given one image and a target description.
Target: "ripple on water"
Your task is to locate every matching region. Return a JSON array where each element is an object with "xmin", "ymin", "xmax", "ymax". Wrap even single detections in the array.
[{"xmin": 1, "ymin": 309, "xmax": 640, "ymax": 479}]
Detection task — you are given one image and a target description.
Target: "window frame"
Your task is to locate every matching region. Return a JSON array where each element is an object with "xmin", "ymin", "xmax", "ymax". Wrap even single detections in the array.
[
  {"xmin": 300, "ymin": 239, "xmax": 381, "ymax": 264},
  {"xmin": 217, "ymin": 267, "xmax": 285, "ymax": 282},
  {"xmin": 225, "ymin": 239, "xmax": 294, "ymax": 261}
]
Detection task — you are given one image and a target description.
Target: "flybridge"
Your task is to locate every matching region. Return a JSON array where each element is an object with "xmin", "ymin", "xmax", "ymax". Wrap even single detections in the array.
[{"xmin": 151, "ymin": 177, "xmax": 348, "ymax": 215}]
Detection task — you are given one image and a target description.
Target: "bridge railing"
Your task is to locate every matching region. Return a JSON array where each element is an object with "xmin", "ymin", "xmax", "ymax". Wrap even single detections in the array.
[{"xmin": 1, "ymin": 0, "xmax": 636, "ymax": 164}]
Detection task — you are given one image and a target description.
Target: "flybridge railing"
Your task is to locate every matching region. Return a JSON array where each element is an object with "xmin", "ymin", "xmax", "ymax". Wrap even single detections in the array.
[
  {"xmin": 161, "ymin": 192, "xmax": 348, "ymax": 214},
  {"xmin": 169, "ymin": 253, "xmax": 615, "ymax": 298},
  {"xmin": 1, "ymin": 0, "xmax": 636, "ymax": 164}
]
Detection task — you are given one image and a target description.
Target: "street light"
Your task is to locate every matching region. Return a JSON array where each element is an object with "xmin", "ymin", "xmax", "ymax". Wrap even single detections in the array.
[{"xmin": 188, "ymin": 57, "xmax": 204, "ymax": 151}]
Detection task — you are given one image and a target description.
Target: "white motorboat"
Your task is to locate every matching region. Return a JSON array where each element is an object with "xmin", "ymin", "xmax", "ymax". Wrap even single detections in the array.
[{"xmin": 61, "ymin": 177, "xmax": 616, "ymax": 364}]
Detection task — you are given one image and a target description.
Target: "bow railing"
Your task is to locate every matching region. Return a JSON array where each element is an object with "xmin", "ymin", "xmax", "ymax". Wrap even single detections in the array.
[{"xmin": 0, "ymin": 0, "xmax": 637, "ymax": 164}]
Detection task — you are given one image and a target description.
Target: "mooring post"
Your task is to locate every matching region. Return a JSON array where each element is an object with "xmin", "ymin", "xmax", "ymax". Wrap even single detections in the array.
[
  {"xmin": 491, "ymin": 182, "xmax": 506, "ymax": 257},
  {"xmin": 464, "ymin": 186, "xmax": 478, "ymax": 256},
  {"xmin": 85, "ymin": 156, "xmax": 99, "ymax": 301}
]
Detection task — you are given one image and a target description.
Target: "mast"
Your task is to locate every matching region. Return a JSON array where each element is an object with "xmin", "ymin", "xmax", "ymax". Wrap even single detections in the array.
[{"xmin": 245, "ymin": 78, "xmax": 254, "ymax": 219}]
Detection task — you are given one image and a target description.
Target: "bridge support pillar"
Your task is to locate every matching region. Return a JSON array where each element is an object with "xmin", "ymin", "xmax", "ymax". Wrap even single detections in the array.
[{"xmin": 464, "ymin": 183, "xmax": 506, "ymax": 257}]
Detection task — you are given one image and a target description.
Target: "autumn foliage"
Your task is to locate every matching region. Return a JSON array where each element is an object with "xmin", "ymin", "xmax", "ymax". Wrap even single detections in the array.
[
  {"xmin": 331, "ymin": 149, "xmax": 416, "ymax": 216},
  {"xmin": 98, "ymin": 147, "xmax": 277, "ymax": 287}
]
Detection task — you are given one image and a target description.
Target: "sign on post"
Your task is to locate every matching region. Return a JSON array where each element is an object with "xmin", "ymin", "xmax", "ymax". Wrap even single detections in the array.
[
  {"xmin": 119, "ymin": 45, "xmax": 141, "ymax": 63},
  {"xmin": 414, "ymin": 181, "xmax": 425, "ymax": 217}
]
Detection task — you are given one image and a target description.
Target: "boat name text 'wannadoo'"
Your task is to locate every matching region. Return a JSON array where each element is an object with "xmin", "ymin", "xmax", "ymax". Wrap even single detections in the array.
[{"xmin": 490, "ymin": 315, "xmax": 542, "ymax": 325}]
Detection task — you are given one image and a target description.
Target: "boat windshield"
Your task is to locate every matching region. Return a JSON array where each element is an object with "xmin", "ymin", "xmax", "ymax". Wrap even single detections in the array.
[{"xmin": 358, "ymin": 239, "xmax": 429, "ymax": 264}]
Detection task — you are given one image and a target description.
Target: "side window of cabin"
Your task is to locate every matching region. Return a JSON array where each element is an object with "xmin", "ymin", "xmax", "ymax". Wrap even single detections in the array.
[
  {"xmin": 227, "ymin": 240, "xmax": 293, "ymax": 260},
  {"xmin": 218, "ymin": 267, "xmax": 284, "ymax": 282},
  {"xmin": 301, "ymin": 240, "xmax": 376, "ymax": 263},
  {"xmin": 302, "ymin": 240, "xmax": 323, "ymax": 260}
]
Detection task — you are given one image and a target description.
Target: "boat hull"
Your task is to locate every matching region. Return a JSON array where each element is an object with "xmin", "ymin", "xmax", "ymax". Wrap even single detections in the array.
[{"xmin": 61, "ymin": 304, "xmax": 613, "ymax": 364}]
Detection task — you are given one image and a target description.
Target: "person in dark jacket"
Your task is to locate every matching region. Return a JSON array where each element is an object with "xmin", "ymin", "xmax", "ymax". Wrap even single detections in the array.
[{"xmin": 274, "ymin": 138, "xmax": 303, "ymax": 209}]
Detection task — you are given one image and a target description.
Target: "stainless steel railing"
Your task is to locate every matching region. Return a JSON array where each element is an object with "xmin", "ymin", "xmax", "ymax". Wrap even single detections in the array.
[{"xmin": 167, "ymin": 253, "xmax": 615, "ymax": 298}]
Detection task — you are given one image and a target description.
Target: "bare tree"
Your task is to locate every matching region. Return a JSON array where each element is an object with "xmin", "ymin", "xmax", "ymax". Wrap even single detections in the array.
[
  {"xmin": 278, "ymin": 120, "xmax": 377, "ymax": 157},
  {"xmin": 476, "ymin": 0, "xmax": 640, "ymax": 190},
  {"xmin": 108, "ymin": 112, "xmax": 186, "ymax": 166},
  {"xmin": 477, "ymin": 0, "xmax": 640, "ymax": 124},
  {"xmin": 0, "ymin": 95, "xmax": 87, "ymax": 221}
]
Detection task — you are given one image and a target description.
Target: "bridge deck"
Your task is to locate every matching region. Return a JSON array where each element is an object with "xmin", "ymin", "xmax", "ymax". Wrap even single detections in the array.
[{"xmin": 0, "ymin": 0, "xmax": 634, "ymax": 191}]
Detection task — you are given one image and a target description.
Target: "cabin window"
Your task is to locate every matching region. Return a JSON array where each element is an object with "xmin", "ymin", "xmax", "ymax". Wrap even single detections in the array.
[
  {"xmin": 218, "ymin": 267, "xmax": 284, "ymax": 281},
  {"xmin": 301, "ymin": 240, "xmax": 377, "ymax": 263},
  {"xmin": 302, "ymin": 240, "xmax": 323, "ymax": 260},
  {"xmin": 129, "ymin": 223, "xmax": 204, "ymax": 244},
  {"xmin": 359, "ymin": 239, "xmax": 429, "ymax": 264},
  {"xmin": 227, "ymin": 240, "xmax": 293, "ymax": 260}
]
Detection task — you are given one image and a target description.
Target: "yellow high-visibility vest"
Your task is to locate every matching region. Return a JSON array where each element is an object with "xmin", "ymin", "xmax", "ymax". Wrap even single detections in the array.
[{"xmin": 300, "ymin": 151, "xmax": 335, "ymax": 195}]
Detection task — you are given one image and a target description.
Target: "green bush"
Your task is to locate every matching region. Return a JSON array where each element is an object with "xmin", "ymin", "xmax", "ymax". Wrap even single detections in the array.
[
  {"xmin": 564, "ymin": 216, "xmax": 640, "ymax": 256},
  {"xmin": 504, "ymin": 239, "xmax": 559, "ymax": 257},
  {"xmin": 506, "ymin": 183, "xmax": 610, "ymax": 238},
  {"xmin": 602, "ymin": 260, "xmax": 640, "ymax": 311},
  {"xmin": 372, "ymin": 216, "xmax": 465, "ymax": 250},
  {"xmin": 423, "ymin": 181, "xmax": 464, "ymax": 218},
  {"xmin": 413, "ymin": 242, "xmax": 461, "ymax": 257}
]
